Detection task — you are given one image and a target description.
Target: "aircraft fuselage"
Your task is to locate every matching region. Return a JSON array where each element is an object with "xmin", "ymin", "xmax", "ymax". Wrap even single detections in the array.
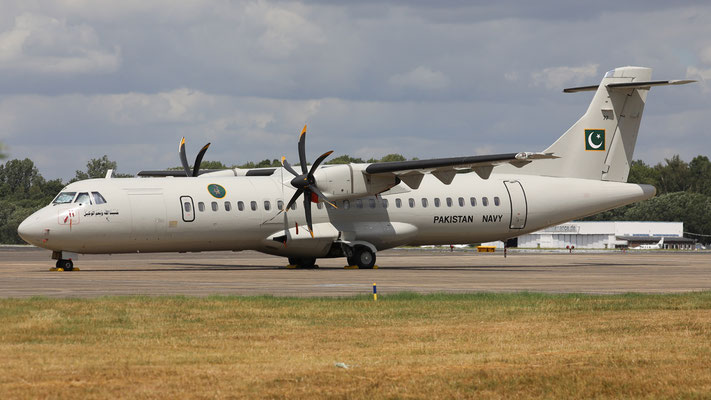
[{"xmin": 18, "ymin": 169, "xmax": 655, "ymax": 258}]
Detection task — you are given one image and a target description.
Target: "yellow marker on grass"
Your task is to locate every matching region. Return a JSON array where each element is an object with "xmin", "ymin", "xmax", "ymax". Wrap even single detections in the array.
[{"xmin": 373, "ymin": 282, "xmax": 377, "ymax": 301}]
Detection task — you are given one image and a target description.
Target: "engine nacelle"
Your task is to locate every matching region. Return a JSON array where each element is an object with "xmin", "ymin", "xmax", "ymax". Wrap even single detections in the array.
[{"xmin": 313, "ymin": 164, "xmax": 399, "ymax": 201}]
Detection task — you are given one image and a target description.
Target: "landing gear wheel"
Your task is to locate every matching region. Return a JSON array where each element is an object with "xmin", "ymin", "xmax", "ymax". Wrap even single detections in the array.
[
  {"xmin": 347, "ymin": 256, "xmax": 357, "ymax": 267},
  {"xmin": 56, "ymin": 259, "xmax": 73, "ymax": 271},
  {"xmin": 354, "ymin": 247, "xmax": 376, "ymax": 269},
  {"xmin": 288, "ymin": 257, "xmax": 317, "ymax": 269}
]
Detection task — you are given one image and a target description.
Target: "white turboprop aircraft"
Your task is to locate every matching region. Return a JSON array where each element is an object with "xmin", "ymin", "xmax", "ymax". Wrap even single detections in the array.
[
  {"xmin": 18, "ymin": 66, "xmax": 694, "ymax": 270},
  {"xmin": 631, "ymin": 237, "xmax": 665, "ymax": 250}
]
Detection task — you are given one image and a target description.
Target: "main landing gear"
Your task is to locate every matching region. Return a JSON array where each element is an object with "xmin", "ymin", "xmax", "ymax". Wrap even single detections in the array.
[
  {"xmin": 287, "ymin": 257, "xmax": 317, "ymax": 269},
  {"xmin": 346, "ymin": 246, "xmax": 376, "ymax": 269}
]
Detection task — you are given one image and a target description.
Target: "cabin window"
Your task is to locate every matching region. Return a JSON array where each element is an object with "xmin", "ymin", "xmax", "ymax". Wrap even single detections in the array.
[
  {"xmin": 250, "ymin": 201, "xmax": 257, "ymax": 211},
  {"xmin": 224, "ymin": 201, "xmax": 232, "ymax": 212},
  {"xmin": 53, "ymin": 192, "xmax": 76, "ymax": 204},
  {"xmin": 446, "ymin": 198, "xmax": 453, "ymax": 207},
  {"xmin": 395, "ymin": 198, "xmax": 402, "ymax": 208},
  {"xmin": 211, "ymin": 202, "xmax": 218, "ymax": 212},
  {"xmin": 237, "ymin": 201, "xmax": 244, "ymax": 211},
  {"xmin": 317, "ymin": 202, "xmax": 323, "ymax": 210},
  {"xmin": 421, "ymin": 198, "xmax": 428, "ymax": 208},
  {"xmin": 470, "ymin": 197, "xmax": 477, "ymax": 207},
  {"xmin": 92, "ymin": 192, "xmax": 107, "ymax": 204},
  {"xmin": 494, "ymin": 196, "xmax": 501, "ymax": 206},
  {"xmin": 434, "ymin": 198, "xmax": 441, "ymax": 207},
  {"xmin": 356, "ymin": 199, "xmax": 363, "ymax": 208},
  {"xmin": 408, "ymin": 198, "xmax": 415, "ymax": 208},
  {"xmin": 458, "ymin": 197, "xmax": 465, "ymax": 207},
  {"xmin": 343, "ymin": 200, "xmax": 350, "ymax": 209},
  {"xmin": 277, "ymin": 200, "xmax": 284, "ymax": 210},
  {"xmin": 264, "ymin": 201, "xmax": 271, "ymax": 211},
  {"xmin": 184, "ymin": 202, "xmax": 192, "ymax": 213},
  {"xmin": 75, "ymin": 192, "xmax": 91, "ymax": 205},
  {"xmin": 198, "ymin": 202, "xmax": 205, "ymax": 212},
  {"xmin": 382, "ymin": 199, "xmax": 389, "ymax": 208},
  {"xmin": 369, "ymin": 198, "xmax": 376, "ymax": 208},
  {"xmin": 482, "ymin": 197, "xmax": 489, "ymax": 206}
]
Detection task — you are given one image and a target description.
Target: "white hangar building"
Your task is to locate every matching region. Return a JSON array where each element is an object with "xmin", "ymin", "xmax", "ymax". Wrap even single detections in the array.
[{"xmin": 515, "ymin": 221, "xmax": 692, "ymax": 249}]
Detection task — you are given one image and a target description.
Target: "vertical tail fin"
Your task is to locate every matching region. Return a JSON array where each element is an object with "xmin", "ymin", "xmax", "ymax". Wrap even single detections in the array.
[
  {"xmin": 509, "ymin": 67, "xmax": 694, "ymax": 182},
  {"xmin": 532, "ymin": 66, "xmax": 653, "ymax": 182}
]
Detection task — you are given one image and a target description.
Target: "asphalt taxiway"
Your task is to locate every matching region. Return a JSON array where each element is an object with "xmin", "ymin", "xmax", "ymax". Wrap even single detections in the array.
[{"xmin": 0, "ymin": 247, "xmax": 709, "ymax": 297}]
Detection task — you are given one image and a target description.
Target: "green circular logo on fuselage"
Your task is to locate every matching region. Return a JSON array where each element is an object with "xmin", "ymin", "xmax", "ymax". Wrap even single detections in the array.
[{"xmin": 207, "ymin": 184, "xmax": 226, "ymax": 199}]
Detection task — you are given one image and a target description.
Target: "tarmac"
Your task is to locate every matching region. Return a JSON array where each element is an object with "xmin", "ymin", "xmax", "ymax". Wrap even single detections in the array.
[{"xmin": 0, "ymin": 246, "xmax": 710, "ymax": 297}]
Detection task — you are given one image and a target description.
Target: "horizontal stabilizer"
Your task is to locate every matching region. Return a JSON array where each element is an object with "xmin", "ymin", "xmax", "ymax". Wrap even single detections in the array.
[{"xmin": 564, "ymin": 79, "xmax": 695, "ymax": 93}]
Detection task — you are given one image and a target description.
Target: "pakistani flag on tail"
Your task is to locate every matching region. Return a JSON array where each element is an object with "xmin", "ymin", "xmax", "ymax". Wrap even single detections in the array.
[{"xmin": 585, "ymin": 129, "xmax": 605, "ymax": 151}]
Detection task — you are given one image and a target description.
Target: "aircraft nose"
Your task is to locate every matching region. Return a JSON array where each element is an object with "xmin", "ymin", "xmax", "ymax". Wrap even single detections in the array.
[{"xmin": 17, "ymin": 214, "xmax": 44, "ymax": 246}]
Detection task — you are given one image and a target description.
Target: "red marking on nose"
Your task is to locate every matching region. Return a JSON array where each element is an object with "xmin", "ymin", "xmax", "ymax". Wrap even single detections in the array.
[{"xmin": 63, "ymin": 216, "xmax": 68, "ymax": 223}]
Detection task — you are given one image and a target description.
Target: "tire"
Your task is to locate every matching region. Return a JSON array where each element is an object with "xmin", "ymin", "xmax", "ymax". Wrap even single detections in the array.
[
  {"xmin": 346, "ymin": 256, "xmax": 357, "ymax": 267},
  {"xmin": 354, "ymin": 247, "xmax": 376, "ymax": 269},
  {"xmin": 299, "ymin": 257, "xmax": 316, "ymax": 268},
  {"xmin": 59, "ymin": 259, "xmax": 73, "ymax": 271},
  {"xmin": 288, "ymin": 257, "xmax": 316, "ymax": 268}
]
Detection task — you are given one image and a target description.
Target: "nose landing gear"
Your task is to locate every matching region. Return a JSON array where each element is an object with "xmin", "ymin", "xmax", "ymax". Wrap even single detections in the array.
[
  {"xmin": 51, "ymin": 251, "xmax": 79, "ymax": 271},
  {"xmin": 54, "ymin": 259, "xmax": 74, "ymax": 271}
]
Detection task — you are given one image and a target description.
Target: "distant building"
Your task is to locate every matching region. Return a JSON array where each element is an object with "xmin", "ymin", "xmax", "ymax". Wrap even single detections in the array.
[{"xmin": 514, "ymin": 221, "xmax": 695, "ymax": 250}]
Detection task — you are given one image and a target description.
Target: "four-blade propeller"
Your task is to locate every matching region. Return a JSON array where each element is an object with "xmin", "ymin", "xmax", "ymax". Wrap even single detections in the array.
[
  {"xmin": 281, "ymin": 125, "xmax": 337, "ymax": 237},
  {"xmin": 179, "ymin": 137, "xmax": 211, "ymax": 177}
]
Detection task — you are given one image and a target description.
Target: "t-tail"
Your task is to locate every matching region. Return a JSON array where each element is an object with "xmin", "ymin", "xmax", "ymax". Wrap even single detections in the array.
[{"xmin": 508, "ymin": 66, "xmax": 694, "ymax": 182}]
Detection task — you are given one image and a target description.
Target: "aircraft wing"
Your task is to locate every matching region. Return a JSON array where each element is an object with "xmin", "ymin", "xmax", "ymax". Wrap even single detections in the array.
[
  {"xmin": 136, "ymin": 168, "xmax": 277, "ymax": 177},
  {"xmin": 364, "ymin": 152, "xmax": 557, "ymax": 188},
  {"xmin": 136, "ymin": 169, "xmax": 224, "ymax": 177}
]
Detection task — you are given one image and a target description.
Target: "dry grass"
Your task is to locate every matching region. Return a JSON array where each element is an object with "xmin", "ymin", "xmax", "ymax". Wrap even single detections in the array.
[{"xmin": 1, "ymin": 292, "xmax": 710, "ymax": 399}]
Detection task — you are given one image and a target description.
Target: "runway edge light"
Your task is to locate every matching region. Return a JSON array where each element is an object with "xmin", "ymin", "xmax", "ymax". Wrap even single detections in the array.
[{"xmin": 373, "ymin": 282, "xmax": 377, "ymax": 301}]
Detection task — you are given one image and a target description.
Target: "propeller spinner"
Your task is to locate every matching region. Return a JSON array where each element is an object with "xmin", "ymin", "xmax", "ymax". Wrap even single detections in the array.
[
  {"xmin": 179, "ymin": 137, "xmax": 211, "ymax": 177},
  {"xmin": 281, "ymin": 125, "xmax": 337, "ymax": 238}
]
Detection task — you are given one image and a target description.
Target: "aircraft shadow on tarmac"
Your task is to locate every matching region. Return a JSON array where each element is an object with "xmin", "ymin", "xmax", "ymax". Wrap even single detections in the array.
[
  {"xmin": 73, "ymin": 263, "xmax": 282, "ymax": 272},
  {"xmin": 65, "ymin": 261, "xmax": 629, "ymax": 273}
]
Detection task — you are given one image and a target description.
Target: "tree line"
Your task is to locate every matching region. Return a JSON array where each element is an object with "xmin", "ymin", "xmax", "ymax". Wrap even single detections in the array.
[
  {"xmin": 0, "ymin": 154, "xmax": 710, "ymax": 244},
  {"xmin": 583, "ymin": 155, "xmax": 711, "ymax": 244}
]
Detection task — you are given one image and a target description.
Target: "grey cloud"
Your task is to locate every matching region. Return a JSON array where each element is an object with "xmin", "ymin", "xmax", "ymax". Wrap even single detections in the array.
[{"xmin": 0, "ymin": 1, "xmax": 709, "ymax": 181}]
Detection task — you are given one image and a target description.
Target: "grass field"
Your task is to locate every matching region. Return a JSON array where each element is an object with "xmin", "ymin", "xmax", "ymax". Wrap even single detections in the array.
[{"xmin": 1, "ymin": 292, "xmax": 711, "ymax": 399}]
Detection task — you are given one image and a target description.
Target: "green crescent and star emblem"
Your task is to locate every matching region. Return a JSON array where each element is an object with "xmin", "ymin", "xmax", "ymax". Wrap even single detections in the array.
[
  {"xmin": 585, "ymin": 129, "xmax": 605, "ymax": 151},
  {"xmin": 207, "ymin": 184, "xmax": 226, "ymax": 198}
]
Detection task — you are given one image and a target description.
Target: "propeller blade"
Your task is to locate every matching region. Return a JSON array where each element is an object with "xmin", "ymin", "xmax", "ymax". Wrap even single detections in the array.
[
  {"xmin": 298, "ymin": 124, "xmax": 308, "ymax": 174},
  {"xmin": 281, "ymin": 156, "xmax": 299, "ymax": 177},
  {"xmin": 192, "ymin": 143, "xmax": 211, "ymax": 177},
  {"xmin": 308, "ymin": 184, "xmax": 338, "ymax": 209},
  {"xmin": 284, "ymin": 188, "xmax": 303, "ymax": 212},
  {"xmin": 303, "ymin": 189, "xmax": 314, "ymax": 238},
  {"xmin": 178, "ymin": 137, "xmax": 191, "ymax": 177},
  {"xmin": 309, "ymin": 150, "xmax": 333, "ymax": 175}
]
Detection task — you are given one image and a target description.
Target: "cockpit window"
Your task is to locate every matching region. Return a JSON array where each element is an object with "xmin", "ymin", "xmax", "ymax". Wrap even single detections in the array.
[
  {"xmin": 92, "ymin": 192, "xmax": 107, "ymax": 204},
  {"xmin": 75, "ymin": 192, "xmax": 91, "ymax": 204},
  {"xmin": 53, "ymin": 192, "xmax": 76, "ymax": 204}
]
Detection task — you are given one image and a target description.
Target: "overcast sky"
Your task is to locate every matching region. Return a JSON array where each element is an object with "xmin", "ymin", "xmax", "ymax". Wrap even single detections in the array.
[{"xmin": 1, "ymin": 0, "xmax": 710, "ymax": 180}]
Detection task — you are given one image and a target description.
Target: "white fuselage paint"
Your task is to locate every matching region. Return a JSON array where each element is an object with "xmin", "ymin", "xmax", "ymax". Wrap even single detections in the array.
[{"xmin": 18, "ymin": 169, "xmax": 655, "ymax": 258}]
